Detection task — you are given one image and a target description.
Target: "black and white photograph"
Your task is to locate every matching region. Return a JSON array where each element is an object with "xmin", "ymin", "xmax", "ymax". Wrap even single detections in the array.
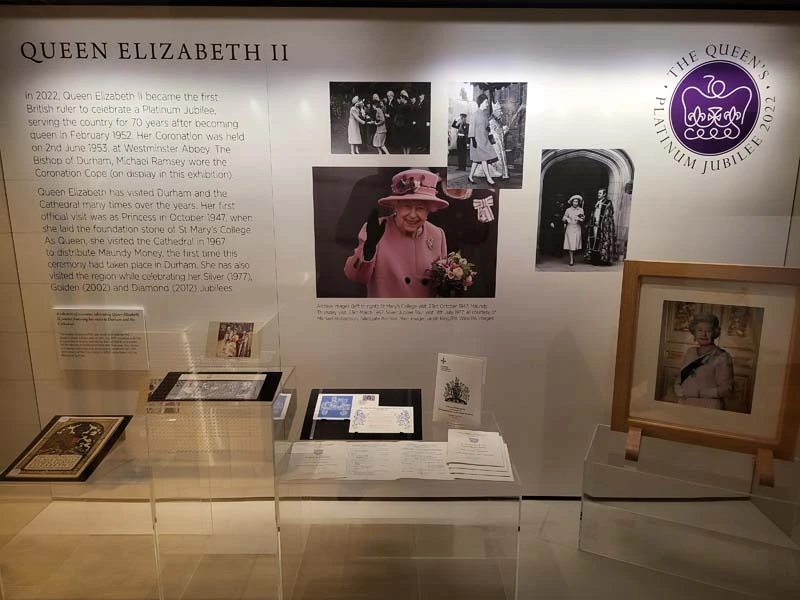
[
  {"xmin": 213, "ymin": 322, "xmax": 255, "ymax": 358},
  {"xmin": 330, "ymin": 82, "xmax": 431, "ymax": 155},
  {"xmin": 535, "ymin": 149, "xmax": 635, "ymax": 272},
  {"xmin": 447, "ymin": 82, "xmax": 527, "ymax": 189},
  {"xmin": 655, "ymin": 301, "xmax": 763, "ymax": 414},
  {"xmin": 313, "ymin": 167, "xmax": 499, "ymax": 299},
  {"xmin": 0, "ymin": 415, "xmax": 131, "ymax": 481}
]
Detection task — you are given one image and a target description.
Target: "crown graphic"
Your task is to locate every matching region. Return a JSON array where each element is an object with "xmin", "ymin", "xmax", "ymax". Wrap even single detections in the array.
[{"xmin": 680, "ymin": 74, "xmax": 753, "ymax": 142}]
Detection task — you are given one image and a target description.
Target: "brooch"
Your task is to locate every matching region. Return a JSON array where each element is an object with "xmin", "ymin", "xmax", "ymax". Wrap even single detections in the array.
[
  {"xmin": 473, "ymin": 195, "xmax": 495, "ymax": 223},
  {"xmin": 426, "ymin": 238, "xmax": 434, "ymax": 250},
  {"xmin": 391, "ymin": 176, "xmax": 421, "ymax": 195}
]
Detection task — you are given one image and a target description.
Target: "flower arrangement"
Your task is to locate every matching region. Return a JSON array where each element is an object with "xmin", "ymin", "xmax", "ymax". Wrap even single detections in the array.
[
  {"xmin": 428, "ymin": 251, "xmax": 477, "ymax": 297},
  {"xmin": 391, "ymin": 175, "xmax": 422, "ymax": 195}
]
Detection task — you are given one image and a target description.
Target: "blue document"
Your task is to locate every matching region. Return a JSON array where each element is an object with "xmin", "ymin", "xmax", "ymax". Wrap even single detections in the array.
[{"xmin": 313, "ymin": 394, "xmax": 355, "ymax": 420}]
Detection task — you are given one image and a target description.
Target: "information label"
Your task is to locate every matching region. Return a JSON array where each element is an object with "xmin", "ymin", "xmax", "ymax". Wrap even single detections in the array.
[{"xmin": 54, "ymin": 307, "xmax": 148, "ymax": 370}]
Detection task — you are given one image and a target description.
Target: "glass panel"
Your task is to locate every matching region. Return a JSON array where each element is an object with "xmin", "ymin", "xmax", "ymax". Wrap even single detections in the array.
[
  {"xmin": 146, "ymin": 367, "xmax": 291, "ymax": 600},
  {"xmin": 0, "ymin": 411, "xmax": 157, "ymax": 600},
  {"xmin": 581, "ymin": 425, "xmax": 800, "ymax": 598},
  {"xmin": 277, "ymin": 410, "xmax": 521, "ymax": 600}
]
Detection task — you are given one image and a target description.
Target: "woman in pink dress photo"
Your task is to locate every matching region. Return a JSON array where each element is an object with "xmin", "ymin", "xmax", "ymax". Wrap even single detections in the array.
[{"xmin": 344, "ymin": 169, "xmax": 448, "ymax": 298}]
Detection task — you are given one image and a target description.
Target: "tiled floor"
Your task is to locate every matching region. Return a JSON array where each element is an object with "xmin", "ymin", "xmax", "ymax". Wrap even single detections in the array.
[{"xmin": 0, "ymin": 499, "xmax": 794, "ymax": 599}]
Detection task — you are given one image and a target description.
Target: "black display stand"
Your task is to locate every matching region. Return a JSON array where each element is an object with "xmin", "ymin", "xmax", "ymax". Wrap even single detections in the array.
[
  {"xmin": 300, "ymin": 388, "xmax": 423, "ymax": 441},
  {"xmin": 150, "ymin": 371, "xmax": 283, "ymax": 402}
]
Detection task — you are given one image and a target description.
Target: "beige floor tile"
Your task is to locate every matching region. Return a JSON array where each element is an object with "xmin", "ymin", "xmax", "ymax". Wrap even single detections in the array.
[
  {"xmin": 418, "ymin": 558, "xmax": 509, "ymax": 600},
  {"xmin": 0, "ymin": 534, "xmax": 82, "ymax": 588},
  {"xmin": 517, "ymin": 537, "xmax": 758, "ymax": 600},
  {"xmin": 340, "ymin": 558, "xmax": 418, "ymax": 600},
  {"xmin": 0, "ymin": 499, "xmax": 788, "ymax": 600},
  {"xmin": 156, "ymin": 553, "xmax": 203, "ymax": 600},
  {"xmin": 290, "ymin": 557, "xmax": 418, "ymax": 600},
  {"xmin": 156, "ymin": 533, "xmax": 212, "ymax": 555},
  {"xmin": 36, "ymin": 535, "xmax": 158, "ymax": 600},
  {"xmin": 286, "ymin": 561, "xmax": 345, "ymax": 600},
  {"xmin": 0, "ymin": 501, "xmax": 50, "ymax": 535},
  {"xmin": 416, "ymin": 556, "xmax": 506, "ymax": 586},
  {"xmin": 302, "ymin": 524, "xmax": 415, "ymax": 559},
  {"xmin": 297, "ymin": 525, "xmax": 344, "ymax": 557},
  {"xmin": 537, "ymin": 500, "xmax": 581, "ymax": 547},
  {"xmin": 180, "ymin": 555, "xmax": 255, "ymax": 600},
  {"xmin": 346, "ymin": 524, "xmax": 414, "ymax": 558},
  {"xmin": 241, "ymin": 555, "xmax": 280, "ymax": 600},
  {"xmin": 412, "ymin": 524, "xmax": 493, "ymax": 558}
]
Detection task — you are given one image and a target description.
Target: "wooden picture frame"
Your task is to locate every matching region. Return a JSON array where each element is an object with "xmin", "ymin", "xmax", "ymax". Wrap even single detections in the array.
[{"xmin": 612, "ymin": 260, "xmax": 800, "ymax": 459}]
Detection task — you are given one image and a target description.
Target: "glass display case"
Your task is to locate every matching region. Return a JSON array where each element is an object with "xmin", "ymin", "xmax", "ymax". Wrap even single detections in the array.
[
  {"xmin": 276, "ymin": 410, "xmax": 521, "ymax": 600},
  {"xmin": 145, "ymin": 367, "xmax": 295, "ymax": 600},
  {"xmin": 0, "ymin": 411, "xmax": 157, "ymax": 600},
  {"xmin": 0, "ymin": 4, "xmax": 799, "ymax": 599},
  {"xmin": 581, "ymin": 425, "xmax": 800, "ymax": 599}
]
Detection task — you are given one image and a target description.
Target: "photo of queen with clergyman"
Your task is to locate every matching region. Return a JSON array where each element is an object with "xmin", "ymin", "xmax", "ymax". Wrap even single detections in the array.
[{"xmin": 656, "ymin": 301, "xmax": 763, "ymax": 414}]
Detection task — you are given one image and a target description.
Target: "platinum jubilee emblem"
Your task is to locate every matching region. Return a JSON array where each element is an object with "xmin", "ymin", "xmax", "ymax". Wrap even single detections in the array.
[{"xmin": 653, "ymin": 44, "xmax": 775, "ymax": 174}]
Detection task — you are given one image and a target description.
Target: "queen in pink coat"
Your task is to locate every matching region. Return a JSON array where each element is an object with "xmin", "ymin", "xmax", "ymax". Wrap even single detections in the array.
[{"xmin": 344, "ymin": 169, "xmax": 449, "ymax": 298}]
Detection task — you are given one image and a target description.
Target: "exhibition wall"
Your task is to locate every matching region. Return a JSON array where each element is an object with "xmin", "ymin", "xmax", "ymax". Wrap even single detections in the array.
[
  {"xmin": 0, "ymin": 7, "xmax": 798, "ymax": 494},
  {"xmin": 0, "ymin": 155, "xmax": 40, "ymax": 470}
]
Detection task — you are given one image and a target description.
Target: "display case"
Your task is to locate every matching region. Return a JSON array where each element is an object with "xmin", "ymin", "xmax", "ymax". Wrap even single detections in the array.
[
  {"xmin": 276, "ymin": 410, "xmax": 521, "ymax": 600},
  {"xmin": 580, "ymin": 424, "xmax": 800, "ymax": 599},
  {"xmin": 0, "ymin": 4, "xmax": 799, "ymax": 599},
  {"xmin": 145, "ymin": 367, "xmax": 296, "ymax": 600},
  {"xmin": 0, "ymin": 413, "xmax": 157, "ymax": 600}
]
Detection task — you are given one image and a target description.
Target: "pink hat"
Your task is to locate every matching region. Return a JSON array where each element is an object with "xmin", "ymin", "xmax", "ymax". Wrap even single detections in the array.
[{"xmin": 378, "ymin": 169, "xmax": 449, "ymax": 212}]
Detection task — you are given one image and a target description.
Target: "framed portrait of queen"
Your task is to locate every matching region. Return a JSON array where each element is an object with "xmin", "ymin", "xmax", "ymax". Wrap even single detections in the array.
[{"xmin": 612, "ymin": 261, "xmax": 800, "ymax": 458}]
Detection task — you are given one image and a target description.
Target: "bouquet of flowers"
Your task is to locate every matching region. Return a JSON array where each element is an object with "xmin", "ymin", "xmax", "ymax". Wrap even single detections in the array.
[{"xmin": 428, "ymin": 251, "xmax": 477, "ymax": 297}]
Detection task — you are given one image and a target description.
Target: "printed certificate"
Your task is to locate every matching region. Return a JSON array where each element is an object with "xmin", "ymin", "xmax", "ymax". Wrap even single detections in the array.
[{"xmin": 1, "ymin": 415, "xmax": 131, "ymax": 482}]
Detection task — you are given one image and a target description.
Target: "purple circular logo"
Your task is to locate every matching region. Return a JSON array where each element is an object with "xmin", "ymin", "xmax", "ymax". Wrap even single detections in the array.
[{"xmin": 669, "ymin": 60, "xmax": 760, "ymax": 156}]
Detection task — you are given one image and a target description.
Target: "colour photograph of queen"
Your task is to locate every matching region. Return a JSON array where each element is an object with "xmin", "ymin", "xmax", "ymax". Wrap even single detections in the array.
[
  {"xmin": 313, "ymin": 167, "xmax": 500, "ymax": 299},
  {"xmin": 655, "ymin": 301, "xmax": 763, "ymax": 414}
]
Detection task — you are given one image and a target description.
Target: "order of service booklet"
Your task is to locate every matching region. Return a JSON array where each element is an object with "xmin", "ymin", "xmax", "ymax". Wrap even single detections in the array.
[{"xmin": 432, "ymin": 353, "xmax": 486, "ymax": 427}]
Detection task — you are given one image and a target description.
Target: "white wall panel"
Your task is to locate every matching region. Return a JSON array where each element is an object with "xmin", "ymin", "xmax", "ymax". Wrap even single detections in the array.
[{"xmin": 0, "ymin": 8, "xmax": 798, "ymax": 493}]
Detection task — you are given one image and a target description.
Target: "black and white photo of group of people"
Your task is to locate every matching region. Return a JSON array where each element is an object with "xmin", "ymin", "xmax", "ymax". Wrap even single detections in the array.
[{"xmin": 330, "ymin": 82, "xmax": 431, "ymax": 155}]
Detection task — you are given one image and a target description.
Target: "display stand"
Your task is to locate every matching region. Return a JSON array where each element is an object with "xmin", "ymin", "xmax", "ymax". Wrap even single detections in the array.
[
  {"xmin": 580, "ymin": 424, "xmax": 800, "ymax": 599},
  {"xmin": 0, "ymin": 413, "xmax": 157, "ymax": 600},
  {"xmin": 276, "ymin": 411, "xmax": 521, "ymax": 600},
  {"xmin": 145, "ymin": 367, "xmax": 295, "ymax": 600}
]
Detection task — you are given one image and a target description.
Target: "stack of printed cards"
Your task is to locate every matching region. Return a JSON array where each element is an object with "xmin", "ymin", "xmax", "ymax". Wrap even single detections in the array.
[{"xmin": 446, "ymin": 429, "xmax": 513, "ymax": 481}]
